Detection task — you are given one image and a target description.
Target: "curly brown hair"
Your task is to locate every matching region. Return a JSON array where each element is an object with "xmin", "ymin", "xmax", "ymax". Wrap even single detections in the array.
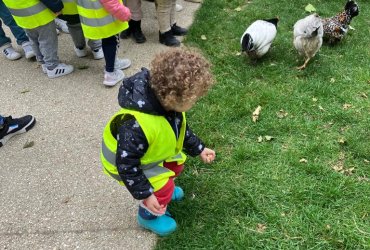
[{"xmin": 150, "ymin": 48, "xmax": 214, "ymax": 110}]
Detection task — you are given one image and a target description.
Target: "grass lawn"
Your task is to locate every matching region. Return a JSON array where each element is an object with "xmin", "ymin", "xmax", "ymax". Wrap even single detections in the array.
[{"xmin": 156, "ymin": 0, "xmax": 369, "ymax": 249}]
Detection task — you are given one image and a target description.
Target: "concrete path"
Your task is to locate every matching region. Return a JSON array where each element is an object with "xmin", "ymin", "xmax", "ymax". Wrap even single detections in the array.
[{"xmin": 0, "ymin": 1, "xmax": 200, "ymax": 249}]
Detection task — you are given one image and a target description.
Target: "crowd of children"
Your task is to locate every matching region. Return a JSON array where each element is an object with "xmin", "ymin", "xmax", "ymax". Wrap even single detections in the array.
[{"xmin": 0, "ymin": 0, "xmax": 197, "ymax": 85}]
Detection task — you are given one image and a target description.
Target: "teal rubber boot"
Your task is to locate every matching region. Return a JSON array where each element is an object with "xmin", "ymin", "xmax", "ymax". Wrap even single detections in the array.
[
  {"xmin": 171, "ymin": 186, "xmax": 184, "ymax": 201},
  {"xmin": 137, "ymin": 206, "xmax": 177, "ymax": 236}
]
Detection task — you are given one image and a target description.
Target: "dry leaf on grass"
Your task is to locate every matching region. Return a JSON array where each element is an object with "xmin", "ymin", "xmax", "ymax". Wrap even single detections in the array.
[
  {"xmin": 299, "ymin": 158, "xmax": 308, "ymax": 163},
  {"xmin": 312, "ymin": 97, "xmax": 318, "ymax": 102},
  {"xmin": 360, "ymin": 92, "xmax": 368, "ymax": 98},
  {"xmin": 236, "ymin": 51, "xmax": 241, "ymax": 56},
  {"xmin": 252, "ymin": 105, "xmax": 262, "ymax": 122},
  {"xmin": 338, "ymin": 138, "xmax": 346, "ymax": 145},
  {"xmin": 200, "ymin": 35, "xmax": 207, "ymax": 40},
  {"xmin": 276, "ymin": 109, "xmax": 288, "ymax": 119},
  {"xmin": 343, "ymin": 103, "xmax": 352, "ymax": 110},
  {"xmin": 330, "ymin": 78, "xmax": 335, "ymax": 83},
  {"xmin": 256, "ymin": 223, "xmax": 267, "ymax": 233},
  {"xmin": 257, "ymin": 136, "xmax": 263, "ymax": 143},
  {"xmin": 265, "ymin": 136, "xmax": 274, "ymax": 141},
  {"xmin": 234, "ymin": 6, "xmax": 242, "ymax": 12},
  {"xmin": 305, "ymin": 4, "xmax": 316, "ymax": 12}
]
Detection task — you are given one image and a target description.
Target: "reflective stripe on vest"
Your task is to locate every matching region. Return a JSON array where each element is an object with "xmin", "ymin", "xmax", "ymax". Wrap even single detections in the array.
[
  {"xmin": 76, "ymin": 0, "xmax": 128, "ymax": 40},
  {"xmin": 3, "ymin": 0, "xmax": 55, "ymax": 29},
  {"xmin": 7, "ymin": 2, "xmax": 45, "ymax": 16},
  {"xmin": 101, "ymin": 139, "xmax": 177, "ymax": 180}
]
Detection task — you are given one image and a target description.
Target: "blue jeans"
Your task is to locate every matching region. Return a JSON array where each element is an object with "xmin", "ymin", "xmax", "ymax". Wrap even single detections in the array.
[
  {"xmin": 0, "ymin": 115, "xmax": 4, "ymax": 129},
  {"xmin": 0, "ymin": 0, "xmax": 29, "ymax": 47}
]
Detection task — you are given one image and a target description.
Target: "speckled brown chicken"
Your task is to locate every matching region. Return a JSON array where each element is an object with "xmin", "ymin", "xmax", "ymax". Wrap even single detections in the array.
[{"xmin": 322, "ymin": 1, "xmax": 359, "ymax": 44}]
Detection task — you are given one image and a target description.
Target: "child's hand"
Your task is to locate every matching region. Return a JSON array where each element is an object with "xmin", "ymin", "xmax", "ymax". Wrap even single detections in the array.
[
  {"xmin": 144, "ymin": 194, "xmax": 166, "ymax": 215},
  {"xmin": 200, "ymin": 148, "xmax": 216, "ymax": 164}
]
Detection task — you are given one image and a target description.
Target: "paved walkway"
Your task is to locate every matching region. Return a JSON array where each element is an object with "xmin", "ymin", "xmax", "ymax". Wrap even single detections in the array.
[{"xmin": 0, "ymin": 1, "xmax": 200, "ymax": 249}]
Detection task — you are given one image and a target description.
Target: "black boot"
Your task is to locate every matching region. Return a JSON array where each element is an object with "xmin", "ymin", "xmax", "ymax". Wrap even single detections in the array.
[
  {"xmin": 159, "ymin": 30, "xmax": 180, "ymax": 47},
  {"xmin": 171, "ymin": 23, "xmax": 187, "ymax": 36},
  {"xmin": 131, "ymin": 20, "xmax": 147, "ymax": 43}
]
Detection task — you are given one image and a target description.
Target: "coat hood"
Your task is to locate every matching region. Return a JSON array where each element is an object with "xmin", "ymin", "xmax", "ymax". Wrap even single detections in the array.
[{"xmin": 118, "ymin": 68, "xmax": 167, "ymax": 115}]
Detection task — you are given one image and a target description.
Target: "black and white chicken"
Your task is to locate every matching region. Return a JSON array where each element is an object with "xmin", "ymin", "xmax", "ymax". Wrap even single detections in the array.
[
  {"xmin": 240, "ymin": 18, "xmax": 279, "ymax": 59},
  {"xmin": 293, "ymin": 13, "xmax": 323, "ymax": 70}
]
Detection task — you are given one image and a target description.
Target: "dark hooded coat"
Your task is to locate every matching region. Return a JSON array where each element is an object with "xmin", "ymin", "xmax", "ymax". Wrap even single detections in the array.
[{"xmin": 115, "ymin": 68, "xmax": 205, "ymax": 200}]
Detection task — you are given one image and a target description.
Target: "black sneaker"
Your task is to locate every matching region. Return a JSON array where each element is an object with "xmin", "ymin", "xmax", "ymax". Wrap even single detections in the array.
[
  {"xmin": 171, "ymin": 23, "xmax": 187, "ymax": 36},
  {"xmin": 159, "ymin": 31, "xmax": 180, "ymax": 47},
  {"xmin": 0, "ymin": 115, "xmax": 36, "ymax": 147}
]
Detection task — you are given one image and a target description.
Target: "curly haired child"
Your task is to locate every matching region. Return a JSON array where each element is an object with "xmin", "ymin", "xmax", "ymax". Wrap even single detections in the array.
[{"xmin": 101, "ymin": 48, "xmax": 216, "ymax": 236}]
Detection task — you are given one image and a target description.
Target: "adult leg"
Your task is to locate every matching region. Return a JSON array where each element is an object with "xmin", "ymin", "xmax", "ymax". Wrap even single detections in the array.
[
  {"xmin": 0, "ymin": 20, "xmax": 11, "ymax": 47},
  {"xmin": 155, "ymin": 0, "xmax": 179, "ymax": 46}
]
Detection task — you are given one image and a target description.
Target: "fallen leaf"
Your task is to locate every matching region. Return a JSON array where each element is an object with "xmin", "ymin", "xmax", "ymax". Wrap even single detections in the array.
[
  {"xmin": 276, "ymin": 109, "xmax": 288, "ymax": 119},
  {"xmin": 312, "ymin": 97, "xmax": 318, "ymax": 102},
  {"xmin": 299, "ymin": 158, "xmax": 308, "ymax": 163},
  {"xmin": 257, "ymin": 136, "xmax": 263, "ymax": 143},
  {"xmin": 348, "ymin": 25, "xmax": 355, "ymax": 30},
  {"xmin": 191, "ymin": 193, "xmax": 196, "ymax": 200},
  {"xmin": 236, "ymin": 51, "xmax": 241, "ymax": 56},
  {"xmin": 338, "ymin": 138, "xmax": 346, "ymax": 145},
  {"xmin": 200, "ymin": 35, "xmax": 207, "ymax": 40},
  {"xmin": 358, "ymin": 176, "xmax": 369, "ymax": 182},
  {"xmin": 343, "ymin": 103, "xmax": 352, "ymax": 110},
  {"xmin": 326, "ymin": 225, "xmax": 331, "ymax": 230},
  {"xmin": 360, "ymin": 92, "xmax": 368, "ymax": 98},
  {"xmin": 77, "ymin": 65, "xmax": 89, "ymax": 70},
  {"xmin": 318, "ymin": 105, "xmax": 325, "ymax": 111},
  {"xmin": 265, "ymin": 135, "xmax": 274, "ymax": 141},
  {"xmin": 364, "ymin": 159, "xmax": 369, "ymax": 164},
  {"xmin": 256, "ymin": 223, "xmax": 267, "ymax": 233},
  {"xmin": 330, "ymin": 78, "xmax": 335, "ymax": 83},
  {"xmin": 234, "ymin": 6, "xmax": 242, "ymax": 12},
  {"xmin": 23, "ymin": 141, "xmax": 35, "ymax": 149},
  {"xmin": 305, "ymin": 4, "xmax": 316, "ymax": 13},
  {"xmin": 270, "ymin": 63, "xmax": 276, "ymax": 66},
  {"xmin": 20, "ymin": 89, "xmax": 30, "ymax": 94},
  {"xmin": 252, "ymin": 105, "xmax": 262, "ymax": 122}
]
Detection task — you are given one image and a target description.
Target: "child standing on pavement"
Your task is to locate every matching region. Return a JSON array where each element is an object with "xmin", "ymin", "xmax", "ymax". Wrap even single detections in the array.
[
  {"xmin": 77, "ymin": 0, "xmax": 132, "ymax": 86},
  {"xmin": 3, "ymin": 0, "xmax": 74, "ymax": 79},
  {"xmin": 101, "ymin": 48, "xmax": 216, "ymax": 236}
]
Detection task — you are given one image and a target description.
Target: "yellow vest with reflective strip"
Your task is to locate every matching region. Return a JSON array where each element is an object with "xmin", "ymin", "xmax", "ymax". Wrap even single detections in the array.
[
  {"xmin": 62, "ymin": 0, "xmax": 78, "ymax": 15},
  {"xmin": 3, "ymin": 0, "xmax": 55, "ymax": 29},
  {"xmin": 76, "ymin": 0, "xmax": 128, "ymax": 40},
  {"xmin": 101, "ymin": 109, "xmax": 187, "ymax": 192}
]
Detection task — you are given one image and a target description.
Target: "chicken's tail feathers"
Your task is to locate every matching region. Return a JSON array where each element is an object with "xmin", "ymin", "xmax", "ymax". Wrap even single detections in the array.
[
  {"xmin": 241, "ymin": 33, "xmax": 254, "ymax": 52},
  {"xmin": 263, "ymin": 17, "xmax": 279, "ymax": 28}
]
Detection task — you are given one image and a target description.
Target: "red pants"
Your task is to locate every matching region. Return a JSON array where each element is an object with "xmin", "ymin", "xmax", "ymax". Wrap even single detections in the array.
[{"xmin": 154, "ymin": 162, "xmax": 184, "ymax": 206}]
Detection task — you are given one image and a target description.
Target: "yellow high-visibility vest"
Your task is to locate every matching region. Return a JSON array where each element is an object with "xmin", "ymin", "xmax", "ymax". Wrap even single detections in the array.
[
  {"xmin": 3, "ymin": 0, "xmax": 55, "ymax": 29},
  {"xmin": 76, "ymin": 0, "xmax": 128, "ymax": 39},
  {"xmin": 101, "ymin": 109, "xmax": 187, "ymax": 192},
  {"xmin": 61, "ymin": 0, "xmax": 78, "ymax": 15}
]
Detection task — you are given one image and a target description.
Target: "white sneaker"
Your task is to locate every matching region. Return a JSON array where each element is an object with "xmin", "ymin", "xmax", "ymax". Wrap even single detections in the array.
[
  {"xmin": 114, "ymin": 58, "xmax": 131, "ymax": 70},
  {"xmin": 2, "ymin": 44, "xmax": 21, "ymax": 60},
  {"xmin": 55, "ymin": 18, "xmax": 69, "ymax": 34},
  {"xmin": 74, "ymin": 47, "xmax": 87, "ymax": 58},
  {"xmin": 92, "ymin": 48, "xmax": 104, "ymax": 60},
  {"xmin": 41, "ymin": 64, "xmax": 47, "ymax": 74},
  {"xmin": 21, "ymin": 41, "xmax": 35, "ymax": 59},
  {"xmin": 46, "ymin": 63, "xmax": 74, "ymax": 79},
  {"xmin": 176, "ymin": 4, "xmax": 183, "ymax": 12},
  {"xmin": 103, "ymin": 69, "xmax": 124, "ymax": 86}
]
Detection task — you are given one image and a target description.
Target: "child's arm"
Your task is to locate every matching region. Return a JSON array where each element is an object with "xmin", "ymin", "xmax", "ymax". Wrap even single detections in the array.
[
  {"xmin": 40, "ymin": 0, "xmax": 64, "ymax": 14},
  {"xmin": 116, "ymin": 118, "xmax": 153, "ymax": 200},
  {"xmin": 99, "ymin": 0, "xmax": 131, "ymax": 22},
  {"xmin": 183, "ymin": 125, "xmax": 216, "ymax": 163}
]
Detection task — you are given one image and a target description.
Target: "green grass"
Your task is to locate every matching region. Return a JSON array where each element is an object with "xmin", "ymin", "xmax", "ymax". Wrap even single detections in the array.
[{"xmin": 156, "ymin": 0, "xmax": 370, "ymax": 249}]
